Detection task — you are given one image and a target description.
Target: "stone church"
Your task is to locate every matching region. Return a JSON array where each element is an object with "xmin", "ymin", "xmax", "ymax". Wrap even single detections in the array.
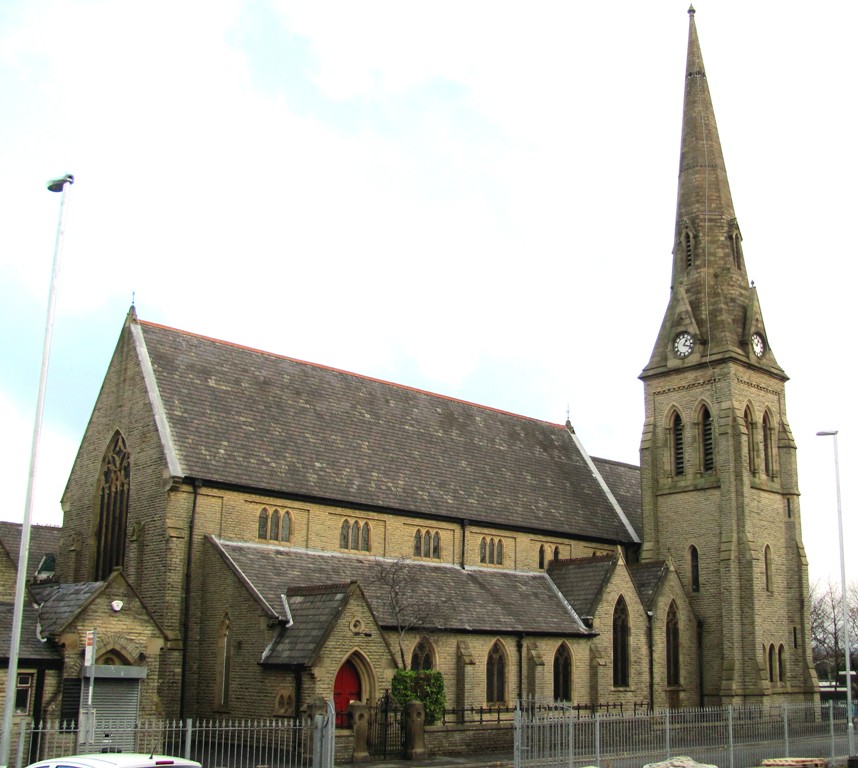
[{"xmin": 1, "ymin": 9, "xmax": 819, "ymax": 735}]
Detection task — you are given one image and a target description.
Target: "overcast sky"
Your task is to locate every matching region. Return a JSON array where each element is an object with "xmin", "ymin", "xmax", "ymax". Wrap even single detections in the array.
[{"xmin": 1, "ymin": 1, "xmax": 854, "ymax": 588}]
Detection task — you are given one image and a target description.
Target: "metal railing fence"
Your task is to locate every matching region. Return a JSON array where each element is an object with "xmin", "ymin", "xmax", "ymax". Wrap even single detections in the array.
[
  {"xmin": 9, "ymin": 703, "xmax": 335, "ymax": 768},
  {"xmin": 515, "ymin": 701, "xmax": 850, "ymax": 768}
]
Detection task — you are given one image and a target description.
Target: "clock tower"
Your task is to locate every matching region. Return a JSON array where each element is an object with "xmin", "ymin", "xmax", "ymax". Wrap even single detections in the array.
[{"xmin": 639, "ymin": 8, "xmax": 818, "ymax": 704}]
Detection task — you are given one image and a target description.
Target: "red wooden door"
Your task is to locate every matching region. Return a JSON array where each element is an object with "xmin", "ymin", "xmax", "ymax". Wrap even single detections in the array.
[{"xmin": 334, "ymin": 660, "xmax": 361, "ymax": 727}]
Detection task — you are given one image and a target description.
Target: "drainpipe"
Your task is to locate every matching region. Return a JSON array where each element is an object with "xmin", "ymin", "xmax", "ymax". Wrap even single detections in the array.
[
  {"xmin": 697, "ymin": 619, "xmax": 705, "ymax": 707},
  {"xmin": 647, "ymin": 611, "xmax": 654, "ymax": 711},
  {"xmin": 461, "ymin": 519, "xmax": 468, "ymax": 569},
  {"xmin": 179, "ymin": 478, "xmax": 202, "ymax": 720},
  {"xmin": 517, "ymin": 635, "xmax": 524, "ymax": 700}
]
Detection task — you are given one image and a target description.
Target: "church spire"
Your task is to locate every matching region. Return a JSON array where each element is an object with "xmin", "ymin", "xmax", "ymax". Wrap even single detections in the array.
[
  {"xmin": 641, "ymin": 8, "xmax": 784, "ymax": 379},
  {"xmin": 675, "ymin": 5, "xmax": 735, "ymax": 235}
]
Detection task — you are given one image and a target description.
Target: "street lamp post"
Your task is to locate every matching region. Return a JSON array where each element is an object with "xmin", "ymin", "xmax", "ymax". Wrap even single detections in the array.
[
  {"xmin": 817, "ymin": 429, "xmax": 855, "ymax": 757},
  {"xmin": 0, "ymin": 174, "xmax": 74, "ymax": 768}
]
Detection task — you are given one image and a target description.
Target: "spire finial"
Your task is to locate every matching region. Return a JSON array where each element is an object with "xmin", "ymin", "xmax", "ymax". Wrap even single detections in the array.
[{"xmin": 688, "ymin": 4, "xmax": 695, "ymax": 15}]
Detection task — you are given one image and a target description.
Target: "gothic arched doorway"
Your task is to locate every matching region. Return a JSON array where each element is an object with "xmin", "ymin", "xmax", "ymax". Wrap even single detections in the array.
[{"xmin": 334, "ymin": 659, "xmax": 362, "ymax": 727}]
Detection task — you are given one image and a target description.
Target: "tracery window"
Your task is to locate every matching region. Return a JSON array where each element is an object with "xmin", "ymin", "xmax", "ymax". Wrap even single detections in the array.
[
  {"xmin": 94, "ymin": 432, "xmax": 131, "ymax": 580},
  {"xmin": 410, "ymin": 638, "xmax": 434, "ymax": 671},
  {"xmin": 666, "ymin": 601, "xmax": 680, "ymax": 686},
  {"xmin": 613, "ymin": 597, "xmax": 630, "ymax": 687},
  {"xmin": 553, "ymin": 644, "xmax": 572, "ymax": 702},
  {"xmin": 486, "ymin": 641, "xmax": 506, "ymax": 704},
  {"xmin": 700, "ymin": 405, "xmax": 715, "ymax": 473},
  {"xmin": 341, "ymin": 519, "xmax": 371, "ymax": 552}
]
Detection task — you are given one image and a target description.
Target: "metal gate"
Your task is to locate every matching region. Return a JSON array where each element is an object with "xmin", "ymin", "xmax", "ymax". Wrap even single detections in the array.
[{"xmin": 367, "ymin": 692, "xmax": 404, "ymax": 759}]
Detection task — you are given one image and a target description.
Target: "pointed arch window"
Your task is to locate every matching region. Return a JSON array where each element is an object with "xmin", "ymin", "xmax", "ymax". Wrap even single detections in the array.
[
  {"xmin": 94, "ymin": 432, "xmax": 131, "ymax": 581},
  {"xmin": 496, "ymin": 539, "xmax": 504, "ymax": 565},
  {"xmin": 488, "ymin": 538, "xmax": 495, "ymax": 564},
  {"xmin": 486, "ymin": 641, "xmax": 506, "ymax": 704},
  {"xmin": 410, "ymin": 637, "xmax": 434, "ymax": 671},
  {"xmin": 269, "ymin": 509, "xmax": 280, "ymax": 541},
  {"xmin": 764, "ymin": 545, "xmax": 773, "ymax": 592},
  {"xmin": 613, "ymin": 597, "xmax": 630, "ymax": 687},
  {"xmin": 480, "ymin": 538, "xmax": 487, "ymax": 563},
  {"xmin": 671, "ymin": 412, "xmax": 685, "ymax": 476},
  {"xmin": 554, "ymin": 546, "xmax": 560, "ymax": 562},
  {"xmin": 215, "ymin": 614, "xmax": 232, "ymax": 709},
  {"xmin": 553, "ymin": 644, "xmax": 573, "ymax": 702},
  {"xmin": 745, "ymin": 407, "xmax": 756, "ymax": 474},
  {"xmin": 258, "ymin": 508, "xmax": 269, "ymax": 539},
  {"xmin": 700, "ymin": 406, "xmax": 715, "ymax": 473},
  {"xmin": 690, "ymin": 545, "xmax": 700, "ymax": 593},
  {"xmin": 432, "ymin": 532, "xmax": 440, "ymax": 559},
  {"xmin": 762, "ymin": 413, "xmax": 774, "ymax": 477},
  {"xmin": 342, "ymin": 519, "xmax": 371, "ymax": 552},
  {"xmin": 778, "ymin": 644, "xmax": 785, "ymax": 683},
  {"xmin": 666, "ymin": 602, "xmax": 680, "ymax": 686},
  {"xmin": 768, "ymin": 644, "xmax": 776, "ymax": 683},
  {"xmin": 281, "ymin": 510, "xmax": 291, "ymax": 542},
  {"xmin": 414, "ymin": 530, "xmax": 423, "ymax": 557},
  {"xmin": 538, "ymin": 545, "xmax": 546, "ymax": 570}
]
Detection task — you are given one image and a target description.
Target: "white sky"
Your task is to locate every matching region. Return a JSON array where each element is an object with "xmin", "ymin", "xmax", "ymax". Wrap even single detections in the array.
[{"xmin": 1, "ymin": 1, "xmax": 854, "ymax": 588}]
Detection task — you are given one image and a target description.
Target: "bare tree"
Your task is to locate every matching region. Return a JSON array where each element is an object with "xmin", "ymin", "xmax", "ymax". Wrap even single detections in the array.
[
  {"xmin": 811, "ymin": 579, "xmax": 858, "ymax": 687},
  {"xmin": 368, "ymin": 557, "xmax": 445, "ymax": 669}
]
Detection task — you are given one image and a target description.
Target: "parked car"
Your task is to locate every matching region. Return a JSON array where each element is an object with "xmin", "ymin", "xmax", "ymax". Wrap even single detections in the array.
[{"xmin": 26, "ymin": 754, "xmax": 201, "ymax": 768}]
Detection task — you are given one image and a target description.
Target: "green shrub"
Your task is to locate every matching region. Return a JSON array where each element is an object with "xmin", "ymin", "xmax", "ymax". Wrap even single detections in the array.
[{"xmin": 391, "ymin": 669, "xmax": 446, "ymax": 725}]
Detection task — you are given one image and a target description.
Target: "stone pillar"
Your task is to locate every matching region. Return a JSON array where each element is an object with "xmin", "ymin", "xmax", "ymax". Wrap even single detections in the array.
[
  {"xmin": 349, "ymin": 701, "xmax": 370, "ymax": 762},
  {"xmin": 404, "ymin": 700, "xmax": 427, "ymax": 760}
]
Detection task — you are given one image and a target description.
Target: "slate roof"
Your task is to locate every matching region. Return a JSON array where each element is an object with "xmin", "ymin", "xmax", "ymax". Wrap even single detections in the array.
[
  {"xmin": 212, "ymin": 538, "xmax": 592, "ymax": 653},
  {"xmin": 137, "ymin": 317, "xmax": 640, "ymax": 543},
  {"xmin": 0, "ymin": 522, "xmax": 62, "ymax": 580},
  {"xmin": 262, "ymin": 584, "xmax": 353, "ymax": 666},
  {"xmin": 34, "ymin": 581, "xmax": 104, "ymax": 635},
  {"xmin": 546, "ymin": 555, "xmax": 616, "ymax": 621},
  {"xmin": 0, "ymin": 603, "xmax": 63, "ymax": 663},
  {"xmin": 629, "ymin": 561, "xmax": 668, "ymax": 609},
  {"xmin": 590, "ymin": 459, "xmax": 641, "ymax": 541}
]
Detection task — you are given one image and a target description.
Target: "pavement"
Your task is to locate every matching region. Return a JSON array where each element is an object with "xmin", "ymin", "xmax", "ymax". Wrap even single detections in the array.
[{"xmin": 353, "ymin": 752, "xmax": 513, "ymax": 768}]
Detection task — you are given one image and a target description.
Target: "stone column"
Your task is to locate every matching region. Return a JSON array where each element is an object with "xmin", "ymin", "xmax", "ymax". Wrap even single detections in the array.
[
  {"xmin": 349, "ymin": 701, "xmax": 370, "ymax": 762},
  {"xmin": 404, "ymin": 700, "xmax": 427, "ymax": 760}
]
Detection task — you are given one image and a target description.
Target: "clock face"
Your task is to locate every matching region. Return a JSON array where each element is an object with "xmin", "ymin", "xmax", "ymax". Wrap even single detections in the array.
[
  {"xmin": 751, "ymin": 332, "xmax": 766, "ymax": 358},
  {"xmin": 673, "ymin": 332, "xmax": 694, "ymax": 359}
]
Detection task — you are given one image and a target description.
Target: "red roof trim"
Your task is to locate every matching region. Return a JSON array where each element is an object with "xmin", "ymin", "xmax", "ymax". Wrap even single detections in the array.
[{"xmin": 138, "ymin": 319, "xmax": 566, "ymax": 429}]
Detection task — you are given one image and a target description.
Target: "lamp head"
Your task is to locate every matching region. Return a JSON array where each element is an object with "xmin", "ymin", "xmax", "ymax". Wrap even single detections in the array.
[
  {"xmin": 816, "ymin": 431, "xmax": 838, "ymax": 437},
  {"xmin": 46, "ymin": 174, "xmax": 74, "ymax": 193}
]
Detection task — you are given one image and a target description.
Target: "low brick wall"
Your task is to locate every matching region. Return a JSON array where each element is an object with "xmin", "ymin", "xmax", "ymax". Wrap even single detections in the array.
[{"xmin": 425, "ymin": 721, "xmax": 513, "ymax": 757}]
